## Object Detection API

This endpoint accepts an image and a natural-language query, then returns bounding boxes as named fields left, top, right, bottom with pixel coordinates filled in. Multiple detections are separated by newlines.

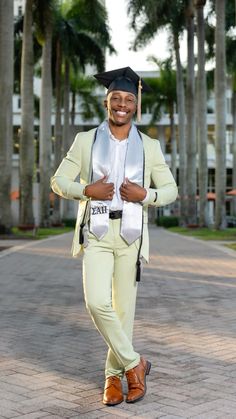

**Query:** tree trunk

left=214, top=0, right=226, bottom=229
left=51, top=40, right=62, bottom=225
left=170, top=107, right=177, bottom=180
left=0, top=0, right=14, bottom=233
left=62, top=59, right=75, bottom=219
left=158, top=125, right=166, bottom=154
left=71, top=90, right=76, bottom=128
left=19, top=0, right=35, bottom=227
left=62, top=59, right=70, bottom=157
left=232, top=88, right=236, bottom=215
left=174, top=32, right=186, bottom=226
left=195, top=0, right=208, bottom=226
left=186, top=0, right=197, bottom=225
left=39, top=25, right=53, bottom=226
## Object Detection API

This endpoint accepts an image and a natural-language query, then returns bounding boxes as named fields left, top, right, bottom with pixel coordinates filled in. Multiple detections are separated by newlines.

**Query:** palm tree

left=214, top=0, right=226, bottom=229
left=231, top=62, right=236, bottom=216
left=19, top=0, right=35, bottom=227
left=51, top=36, right=62, bottom=225
left=232, top=83, right=236, bottom=215
left=173, top=23, right=187, bottom=226
left=185, top=0, right=197, bottom=226
left=194, top=0, right=208, bottom=227
left=51, top=0, right=114, bottom=222
left=70, top=74, right=105, bottom=128
left=127, top=0, right=187, bottom=224
left=145, top=57, right=177, bottom=179
left=225, top=15, right=236, bottom=216
left=34, top=0, right=55, bottom=227
left=0, top=0, right=14, bottom=233
left=61, top=58, right=72, bottom=219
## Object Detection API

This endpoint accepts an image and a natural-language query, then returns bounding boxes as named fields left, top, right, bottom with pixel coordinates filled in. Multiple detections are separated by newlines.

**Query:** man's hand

left=120, top=179, right=146, bottom=202
left=84, top=176, right=114, bottom=200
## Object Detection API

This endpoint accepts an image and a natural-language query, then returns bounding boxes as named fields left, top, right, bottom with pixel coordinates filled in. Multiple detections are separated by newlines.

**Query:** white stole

left=90, top=120, right=144, bottom=245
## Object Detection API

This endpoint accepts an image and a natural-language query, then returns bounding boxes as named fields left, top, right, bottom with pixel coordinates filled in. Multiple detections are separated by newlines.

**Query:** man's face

left=104, top=90, right=137, bottom=127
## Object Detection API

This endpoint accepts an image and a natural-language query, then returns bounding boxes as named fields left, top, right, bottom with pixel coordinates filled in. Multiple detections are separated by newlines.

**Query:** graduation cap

left=94, top=66, right=151, bottom=122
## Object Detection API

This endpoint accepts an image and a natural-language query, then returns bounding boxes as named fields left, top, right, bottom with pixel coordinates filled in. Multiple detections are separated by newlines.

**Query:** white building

left=14, top=0, right=25, bottom=18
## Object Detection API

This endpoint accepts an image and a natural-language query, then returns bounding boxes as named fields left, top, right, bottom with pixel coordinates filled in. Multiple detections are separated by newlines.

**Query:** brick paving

left=0, top=227, right=236, bottom=419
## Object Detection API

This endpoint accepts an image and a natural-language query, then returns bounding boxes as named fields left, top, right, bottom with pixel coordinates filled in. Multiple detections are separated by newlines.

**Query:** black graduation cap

left=94, top=67, right=152, bottom=122
left=94, top=66, right=151, bottom=96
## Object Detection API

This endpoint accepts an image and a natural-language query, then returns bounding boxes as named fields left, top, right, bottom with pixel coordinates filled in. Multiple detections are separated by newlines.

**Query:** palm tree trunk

left=158, top=125, right=166, bottom=154
left=195, top=0, right=208, bottom=226
left=170, top=107, right=177, bottom=180
left=214, top=0, right=226, bottom=229
left=62, top=59, right=70, bottom=156
left=71, top=90, right=76, bottom=128
left=39, top=25, right=53, bottom=226
left=19, top=0, right=35, bottom=227
left=62, top=59, right=75, bottom=219
left=232, top=88, right=236, bottom=216
left=186, top=0, right=197, bottom=225
left=52, top=40, right=62, bottom=225
left=0, top=0, right=14, bottom=233
left=174, top=32, right=186, bottom=226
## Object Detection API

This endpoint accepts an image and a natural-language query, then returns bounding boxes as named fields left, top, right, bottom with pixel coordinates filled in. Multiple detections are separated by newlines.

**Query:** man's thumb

left=101, top=175, right=108, bottom=183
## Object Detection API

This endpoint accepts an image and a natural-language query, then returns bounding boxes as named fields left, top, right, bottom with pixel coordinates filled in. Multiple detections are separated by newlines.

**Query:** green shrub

left=156, top=216, right=179, bottom=228
left=62, top=218, right=76, bottom=227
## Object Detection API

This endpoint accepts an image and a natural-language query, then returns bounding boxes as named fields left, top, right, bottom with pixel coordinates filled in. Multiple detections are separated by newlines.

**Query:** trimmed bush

left=62, top=218, right=76, bottom=227
left=156, top=216, right=179, bottom=228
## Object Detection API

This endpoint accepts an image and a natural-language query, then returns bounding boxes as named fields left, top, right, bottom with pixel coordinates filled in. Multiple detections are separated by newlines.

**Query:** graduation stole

left=89, top=120, right=144, bottom=245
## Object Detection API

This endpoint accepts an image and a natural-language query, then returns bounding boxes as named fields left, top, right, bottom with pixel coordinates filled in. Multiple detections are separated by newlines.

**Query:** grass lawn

left=12, top=226, right=74, bottom=239
left=226, top=243, right=236, bottom=251
left=168, top=226, right=236, bottom=242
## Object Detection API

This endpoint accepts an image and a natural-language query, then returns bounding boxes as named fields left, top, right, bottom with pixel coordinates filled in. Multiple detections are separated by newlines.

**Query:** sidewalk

left=0, top=227, right=236, bottom=419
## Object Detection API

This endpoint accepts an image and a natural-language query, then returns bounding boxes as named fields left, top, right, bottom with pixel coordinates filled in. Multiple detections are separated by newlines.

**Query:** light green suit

left=51, top=127, right=178, bottom=378
left=51, top=128, right=178, bottom=262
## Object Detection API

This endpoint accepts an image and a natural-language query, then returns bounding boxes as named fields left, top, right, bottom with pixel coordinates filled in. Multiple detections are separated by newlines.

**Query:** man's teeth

left=116, top=111, right=127, bottom=116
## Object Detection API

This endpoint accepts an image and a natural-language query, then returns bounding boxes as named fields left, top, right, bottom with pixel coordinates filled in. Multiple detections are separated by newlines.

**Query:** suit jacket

left=51, top=127, right=178, bottom=262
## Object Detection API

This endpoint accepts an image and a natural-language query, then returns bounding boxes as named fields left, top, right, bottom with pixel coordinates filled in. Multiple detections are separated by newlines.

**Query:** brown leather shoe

left=103, top=376, right=123, bottom=406
left=125, top=356, right=151, bottom=403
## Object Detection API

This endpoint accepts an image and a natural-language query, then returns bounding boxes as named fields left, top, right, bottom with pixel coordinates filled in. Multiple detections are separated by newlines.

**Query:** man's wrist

left=83, top=185, right=89, bottom=197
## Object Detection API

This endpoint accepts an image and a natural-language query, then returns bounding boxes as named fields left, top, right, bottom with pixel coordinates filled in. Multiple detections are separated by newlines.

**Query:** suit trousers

left=83, top=218, right=140, bottom=378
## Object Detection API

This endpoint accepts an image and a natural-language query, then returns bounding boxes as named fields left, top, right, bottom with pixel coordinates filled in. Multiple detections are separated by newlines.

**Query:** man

left=51, top=67, right=178, bottom=406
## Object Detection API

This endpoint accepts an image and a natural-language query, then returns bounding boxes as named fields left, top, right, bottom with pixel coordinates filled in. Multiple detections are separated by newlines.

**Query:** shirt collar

left=109, top=129, right=128, bottom=144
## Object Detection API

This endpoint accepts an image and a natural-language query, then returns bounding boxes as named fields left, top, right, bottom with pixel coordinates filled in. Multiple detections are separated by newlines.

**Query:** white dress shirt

left=107, top=130, right=149, bottom=211
left=108, top=131, right=128, bottom=210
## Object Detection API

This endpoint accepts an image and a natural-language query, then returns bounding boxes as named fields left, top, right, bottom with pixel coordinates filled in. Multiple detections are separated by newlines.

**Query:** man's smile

left=115, top=110, right=128, bottom=116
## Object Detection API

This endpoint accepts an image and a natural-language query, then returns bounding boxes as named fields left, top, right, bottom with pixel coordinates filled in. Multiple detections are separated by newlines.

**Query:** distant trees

left=1, top=0, right=235, bottom=231
left=12, top=0, right=114, bottom=228
left=128, top=0, right=188, bottom=224
left=128, top=0, right=235, bottom=229
left=144, top=57, right=177, bottom=179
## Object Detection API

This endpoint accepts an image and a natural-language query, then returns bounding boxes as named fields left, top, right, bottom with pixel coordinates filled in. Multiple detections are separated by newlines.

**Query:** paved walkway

left=0, top=227, right=236, bottom=419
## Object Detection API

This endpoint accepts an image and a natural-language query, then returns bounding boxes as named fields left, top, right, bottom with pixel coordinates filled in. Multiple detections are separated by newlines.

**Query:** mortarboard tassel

left=137, top=78, right=142, bottom=123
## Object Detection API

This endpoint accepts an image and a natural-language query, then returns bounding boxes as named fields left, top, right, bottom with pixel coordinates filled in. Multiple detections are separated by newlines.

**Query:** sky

left=105, top=0, right=187, bottom=72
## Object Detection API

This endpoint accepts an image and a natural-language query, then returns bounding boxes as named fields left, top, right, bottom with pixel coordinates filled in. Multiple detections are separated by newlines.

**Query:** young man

left=51, top=67, right=178, bottom=406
